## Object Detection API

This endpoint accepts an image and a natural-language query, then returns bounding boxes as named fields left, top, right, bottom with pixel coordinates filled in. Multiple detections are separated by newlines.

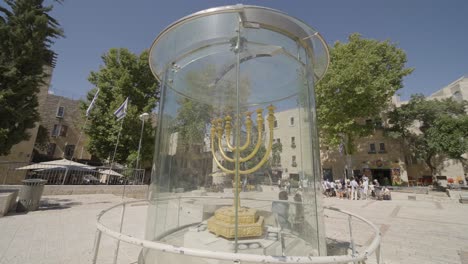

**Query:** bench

left=0, top=190, right=19, bottom=217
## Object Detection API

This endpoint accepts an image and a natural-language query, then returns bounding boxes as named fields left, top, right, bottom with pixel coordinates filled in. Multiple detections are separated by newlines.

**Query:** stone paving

left=0, top=191, right=467, bottom=264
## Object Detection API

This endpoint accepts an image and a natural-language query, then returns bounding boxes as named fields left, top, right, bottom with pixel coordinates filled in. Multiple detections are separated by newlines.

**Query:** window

left=275, top=138, right=281, bottom=144
left=60, top=125, right=68, bottom=137
left=374, top=119, right=383, bottom=129
left=64, top=145, right=75, bottom=159
left=274, top=120, right=278, bottom=128
left=56, top=106, right=65, bottom=118
left=47, top=143, right=56, bottom=156
left=52, top=124, right=60, bottom=137
left=290, top=117, right=295, bottom=126
left=291, top=137, right=296, bottom=148
left=291, top=155, right=297, bottom=167
left=369, top=143, right=376, bottom=153
left=379, top=143, right=386, bottom=153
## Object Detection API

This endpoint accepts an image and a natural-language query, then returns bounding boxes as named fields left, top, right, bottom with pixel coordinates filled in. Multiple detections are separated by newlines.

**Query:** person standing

left=293, top=191, right=304, bottom=231
left=350, top=178, right=359, bottom=200
left=362, top=178, right=369, bottom=200
left=330, top=180, right=336, bottom=197
left=272, top=190, right=290, bottom=229
left=373, top=179, right=381, bottom=199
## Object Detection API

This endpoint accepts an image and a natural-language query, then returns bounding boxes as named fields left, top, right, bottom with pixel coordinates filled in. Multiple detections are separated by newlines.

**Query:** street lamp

left=136, top=113, right=149, bottom=183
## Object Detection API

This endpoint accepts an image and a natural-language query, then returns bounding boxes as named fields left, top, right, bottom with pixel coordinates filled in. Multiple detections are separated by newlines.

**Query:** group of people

left=322, top=177, right=392, bottom=200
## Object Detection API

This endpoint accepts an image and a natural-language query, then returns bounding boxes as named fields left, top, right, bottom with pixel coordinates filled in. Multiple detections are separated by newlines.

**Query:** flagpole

left=108, top=117, right=124, bottom=185
left=62, top=116, right=89, bottom=185
left=111, top=97, right=130, bottom=264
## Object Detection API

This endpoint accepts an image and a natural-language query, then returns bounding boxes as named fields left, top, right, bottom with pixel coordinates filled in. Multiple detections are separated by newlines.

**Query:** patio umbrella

left=98, top=169, right=123, bottom=177
left=98, top=169, right=124, bottom=184
left=16, top=159, right=95, bottom=170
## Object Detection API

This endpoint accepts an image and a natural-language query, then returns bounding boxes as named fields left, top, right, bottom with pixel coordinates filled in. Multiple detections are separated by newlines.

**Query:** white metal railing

left=0, top=161, right=146, bottom=185
left=93, top=197, right=381, bottom=264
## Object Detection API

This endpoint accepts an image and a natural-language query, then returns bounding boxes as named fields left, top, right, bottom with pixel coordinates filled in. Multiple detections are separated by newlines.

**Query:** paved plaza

left=0, top=190, right=467, bottom=264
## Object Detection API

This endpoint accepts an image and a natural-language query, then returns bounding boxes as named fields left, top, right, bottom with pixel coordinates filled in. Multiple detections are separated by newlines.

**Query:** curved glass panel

left=144, top=5, right=329, bottom=264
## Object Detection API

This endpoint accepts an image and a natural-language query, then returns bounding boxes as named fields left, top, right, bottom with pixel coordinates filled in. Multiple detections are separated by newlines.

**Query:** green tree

left=83, top=48, right=159, bottom=165
left=316, top=33, right=413, bottom=152
left=315, top=33, right=413, bottom=178
left=0, top=0, right=63, bottom=155
left=387, top=94, right=468, bottom=176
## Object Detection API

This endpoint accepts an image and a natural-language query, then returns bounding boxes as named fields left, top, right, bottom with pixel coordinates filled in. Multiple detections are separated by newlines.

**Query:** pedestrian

left=272, top=190, right=290, bottom=229
left=382, top=186, right=392, bottom=200
left=346, top=180, right=351, bottom=199
left=350, top=177, right=359, bottom=200
left=330, top=180, right=336, bottom=197
left=286, top=181, right=291, bottom=195
left=325, top=179, right=332, bottom=197
left=336, top=180, right=343, bottom=199
left=293, top=191, right=304, bottom=231
left=362, top=178, right=369, bottom=200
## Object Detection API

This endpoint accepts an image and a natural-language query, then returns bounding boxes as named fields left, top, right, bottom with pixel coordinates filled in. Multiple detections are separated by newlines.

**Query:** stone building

left=267, top=108, right=302, bottom=181
left=0, top=66, right=53, bottom=184
left=399, top=75, right=468, bottom=183
left=272, top=75, right=468, bottom=186
left=269, top=107, right=407, bottom=185
left=35, top=94, right=91, bottom=161
left=320, top=126, right=407, bottom=186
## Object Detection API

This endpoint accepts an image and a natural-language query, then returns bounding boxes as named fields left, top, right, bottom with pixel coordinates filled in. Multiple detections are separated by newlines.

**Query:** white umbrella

left=99, top=169, right=123, bottom=177
left=16, top=159, right=95, bottom=170
left=99, top=169, right=123, bottom=184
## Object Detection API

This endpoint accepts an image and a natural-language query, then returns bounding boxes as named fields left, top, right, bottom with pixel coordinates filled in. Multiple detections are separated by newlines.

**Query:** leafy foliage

left=316, top=33, right=413, bottom=153
left=174, top=98, right=212, bottom=149
left=387, top=94, right=468, bottom=175
left=0, top=0, right=63, bottom=155
left=83, top=48, right=159, bottom=165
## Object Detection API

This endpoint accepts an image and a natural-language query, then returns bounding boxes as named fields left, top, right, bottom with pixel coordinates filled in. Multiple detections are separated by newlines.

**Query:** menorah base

left=207, top=206, right=264, bottom=239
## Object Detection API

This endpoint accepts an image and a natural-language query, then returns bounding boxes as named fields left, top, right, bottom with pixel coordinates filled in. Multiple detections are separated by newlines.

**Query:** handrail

left=94, top=197, right=381, bottom=264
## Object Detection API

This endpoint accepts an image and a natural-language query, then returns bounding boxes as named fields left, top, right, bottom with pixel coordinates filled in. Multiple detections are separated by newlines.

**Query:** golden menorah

left=210, top=104, right=276, bottom=175
left=207, top=105, right=276, bottom=239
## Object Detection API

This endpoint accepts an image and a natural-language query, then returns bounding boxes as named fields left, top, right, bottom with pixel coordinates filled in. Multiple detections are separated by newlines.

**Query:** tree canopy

left=83, top=48, right=159, bottom=165
left=0, top=0, right=63, bottom=155
left=387, top=94, right=468, bottom=175
left=316, top=33, right=413, bottom=153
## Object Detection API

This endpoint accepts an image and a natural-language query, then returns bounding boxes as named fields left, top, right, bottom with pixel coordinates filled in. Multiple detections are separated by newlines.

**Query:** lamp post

left=136, top=113, right=149, bottom=183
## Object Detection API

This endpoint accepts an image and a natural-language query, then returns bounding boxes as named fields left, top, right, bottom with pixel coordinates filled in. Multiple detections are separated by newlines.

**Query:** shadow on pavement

left=37, top=198, right=83, bottom=211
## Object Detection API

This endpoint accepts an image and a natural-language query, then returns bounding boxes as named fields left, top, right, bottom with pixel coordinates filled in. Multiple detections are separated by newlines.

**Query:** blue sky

left=48, top=0, right=468, bottom=101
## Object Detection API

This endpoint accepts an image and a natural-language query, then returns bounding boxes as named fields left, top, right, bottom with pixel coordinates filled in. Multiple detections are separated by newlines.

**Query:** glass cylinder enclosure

left=143, top=5, right=329, bottom=264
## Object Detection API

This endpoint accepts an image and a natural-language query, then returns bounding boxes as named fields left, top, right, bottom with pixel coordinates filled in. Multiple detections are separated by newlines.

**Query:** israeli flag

left=85, top=89, right=99, bottom=117
left=114, top=97, right=128, bottom=121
